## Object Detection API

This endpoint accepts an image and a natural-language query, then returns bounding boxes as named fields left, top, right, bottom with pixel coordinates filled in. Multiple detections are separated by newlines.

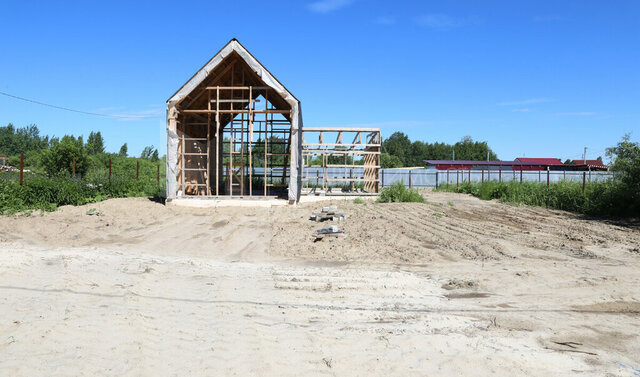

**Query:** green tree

left=380, top=153, right=403, bottom=168
left=140, top=145, right=156, bottom=159
left=40, top=135, right=87, bottom=176
left=453, top=136, right=498, bottom=161
left=85, top=131, right=105, bottom=155
left=382, top=132, right=412, bottom=166
left=119, top=143, right=128, bottom=157
left=151, top=149, right=159, bottom=162
left=0, top=123, right=48, bottom=156
left=607, top=134, right=640, bottom=188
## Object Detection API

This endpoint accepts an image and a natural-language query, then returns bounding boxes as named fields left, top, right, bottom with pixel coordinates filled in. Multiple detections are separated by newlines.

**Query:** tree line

left=381, top=132, right=498, bottom=168
left=0, top=123, right=161, bottom=176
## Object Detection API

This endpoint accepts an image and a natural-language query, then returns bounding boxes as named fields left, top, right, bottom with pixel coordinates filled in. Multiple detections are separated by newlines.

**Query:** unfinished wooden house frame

left=166, top=39, right=380, bottom=202
left=166, top=39, right=303, bottom=202
left=302, top=128, right=380, bottom=193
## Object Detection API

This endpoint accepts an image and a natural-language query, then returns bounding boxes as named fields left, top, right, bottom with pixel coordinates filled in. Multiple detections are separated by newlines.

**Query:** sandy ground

left=0, top=193, right=639, bottom=376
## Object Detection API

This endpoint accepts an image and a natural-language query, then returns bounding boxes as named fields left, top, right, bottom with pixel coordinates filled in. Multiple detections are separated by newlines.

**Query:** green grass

left=0, top=173, right=165, bottom=215
left=377, top=182, right=426, bottom=203
left=353, top=198, right=365, bottom=204
left=437, top=180, right=638, bottom=218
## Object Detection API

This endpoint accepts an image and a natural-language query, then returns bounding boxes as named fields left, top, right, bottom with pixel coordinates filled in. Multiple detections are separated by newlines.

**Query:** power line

left=0, top=90, right=161, bottom=119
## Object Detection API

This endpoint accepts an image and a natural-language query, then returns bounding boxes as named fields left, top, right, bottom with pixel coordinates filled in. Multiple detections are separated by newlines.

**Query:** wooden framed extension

left=166, top=39, right=303, bottom=201
left=302, top=127, right=381, bottom=194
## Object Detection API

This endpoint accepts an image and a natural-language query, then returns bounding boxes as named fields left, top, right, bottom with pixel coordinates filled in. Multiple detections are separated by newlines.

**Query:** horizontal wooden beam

left=302, top=143, right=381, bottom=147
left=183, top=109, right=290, bottom=114
left=205, top=86, right=271, bottom=90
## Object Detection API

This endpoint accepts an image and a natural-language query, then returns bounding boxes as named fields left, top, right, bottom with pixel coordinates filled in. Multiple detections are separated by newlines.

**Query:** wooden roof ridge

left=167, top=38, right=298, bottom=105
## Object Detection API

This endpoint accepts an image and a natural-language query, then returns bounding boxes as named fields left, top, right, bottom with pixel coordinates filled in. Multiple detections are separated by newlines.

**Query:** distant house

left=566, top=159, right=609, bottom=171
left=515, top=158, right=565, bottom=171
left=0, top=154, right=8, bottom=166
left=424, top=158, right=565, bottom=171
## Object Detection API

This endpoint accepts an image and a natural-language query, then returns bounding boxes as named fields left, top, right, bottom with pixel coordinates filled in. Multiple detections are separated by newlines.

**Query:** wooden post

left=582, top=172, right=586, bottom=193
left=456, top=170, right=459, bottom=188
left=409, top=170, right=412, bottom=188
left=520, top=168, right=523, bottom=184
left=381, top=169, right=384, bottom=188
left=546, top=168, right=550, bottom=187
left=482, top=169, right=484, bottom=183
left=468, top=169, right=471, bottom=183
left=499, top=167, right=502, bottom=183
left=109, top=158, right=112, bottom=181
left=447, top=170, right=449, bottom=185
left=136, top=160, right=139, bottom=180
left=435, top=171, right=439, bottom=189
left=19, top=153, right=24, bottom=186
left=72, top=157, right=76, bottom=177
left=157, top=165, right=160, bottom=184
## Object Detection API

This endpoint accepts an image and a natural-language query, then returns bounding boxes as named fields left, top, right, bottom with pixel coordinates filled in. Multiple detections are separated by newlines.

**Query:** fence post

left=409, top=170, right=412, bottom=188
left=136, top=160, right=139, bottom=180
left=520, top=168, right=523, bottom=184
left=435, top=171, right=439, bottom=189
left=19, top=153, right=24, bottom=186
left=468, top=169, right=471, bottom=183
left=447, top=170, right=449, bottom=185
left=109, top=158, right=112, bottom=181
left=157, top=164, right=160, bottom=184
left=72, top=157, right=76, bottom=177
left=482, top=169, right=484, bottom=183
left=582, top=172, right=586, bottom=193
left=547, top=168, right=550, bottom=187
left=381, top=169, right=384, bottom=188
left=499, top=167, right=502, bottom=183
left=456, top=170, right=459, bottom=188
left=538, top=170, right=541, bottom=183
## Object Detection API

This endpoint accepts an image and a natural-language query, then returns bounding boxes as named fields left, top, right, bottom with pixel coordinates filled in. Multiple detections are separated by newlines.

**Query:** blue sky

left=1, top=0, right=638, bottom=162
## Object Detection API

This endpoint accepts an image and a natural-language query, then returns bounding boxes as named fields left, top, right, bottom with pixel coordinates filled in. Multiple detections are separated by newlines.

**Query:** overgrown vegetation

left=0, top=123, right=165, bottom=214
left=436, top=135, right=640, bottom=217
left=377, top=182, right=426, bottom=203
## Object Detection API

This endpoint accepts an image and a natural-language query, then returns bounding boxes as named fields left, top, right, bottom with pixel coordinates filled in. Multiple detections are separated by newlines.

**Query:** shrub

left=377, top=182, right=425, bottom=203
left=437, top=179, right=638, bottom=218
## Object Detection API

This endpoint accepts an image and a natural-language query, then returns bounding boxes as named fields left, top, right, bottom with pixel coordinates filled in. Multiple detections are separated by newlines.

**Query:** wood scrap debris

left=310, top=206, right=346, bottom=222
left=314, top=225, right=345, bottom=241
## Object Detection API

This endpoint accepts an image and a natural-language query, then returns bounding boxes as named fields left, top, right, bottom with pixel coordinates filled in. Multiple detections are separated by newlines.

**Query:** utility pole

left=583, top=147, right=587, bottom=165
left=453, top=150, right=455, bottom=161
left=487, top=151, right=489, bottom=161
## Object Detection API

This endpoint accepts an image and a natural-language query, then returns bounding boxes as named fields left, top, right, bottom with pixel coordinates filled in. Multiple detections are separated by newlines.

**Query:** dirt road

left=0, top=193, right=638, bottom=376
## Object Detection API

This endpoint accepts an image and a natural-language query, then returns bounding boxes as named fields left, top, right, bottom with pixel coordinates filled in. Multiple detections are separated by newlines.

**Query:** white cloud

left=375, top=16, right=396, bottom=25
left=308, top=0, right=354, bottom=13
left=105, top=106, right=164, bottom=121
left=498, top=98, right=553, bottom=106
left=555, top=112, right=597, bottom=116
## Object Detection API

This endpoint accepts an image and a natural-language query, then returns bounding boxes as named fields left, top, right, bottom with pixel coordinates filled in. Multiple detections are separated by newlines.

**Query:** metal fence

left=380, top=168, right=613, bottom=189
left=299, top=167, right=613, bottom=190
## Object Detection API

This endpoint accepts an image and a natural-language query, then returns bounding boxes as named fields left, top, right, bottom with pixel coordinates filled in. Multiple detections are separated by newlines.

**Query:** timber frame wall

left=177, top=85, right=292, bottom=197
left=302, top=127, right=381, bottom=193
left=171, top=50, right=295, bottom=198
